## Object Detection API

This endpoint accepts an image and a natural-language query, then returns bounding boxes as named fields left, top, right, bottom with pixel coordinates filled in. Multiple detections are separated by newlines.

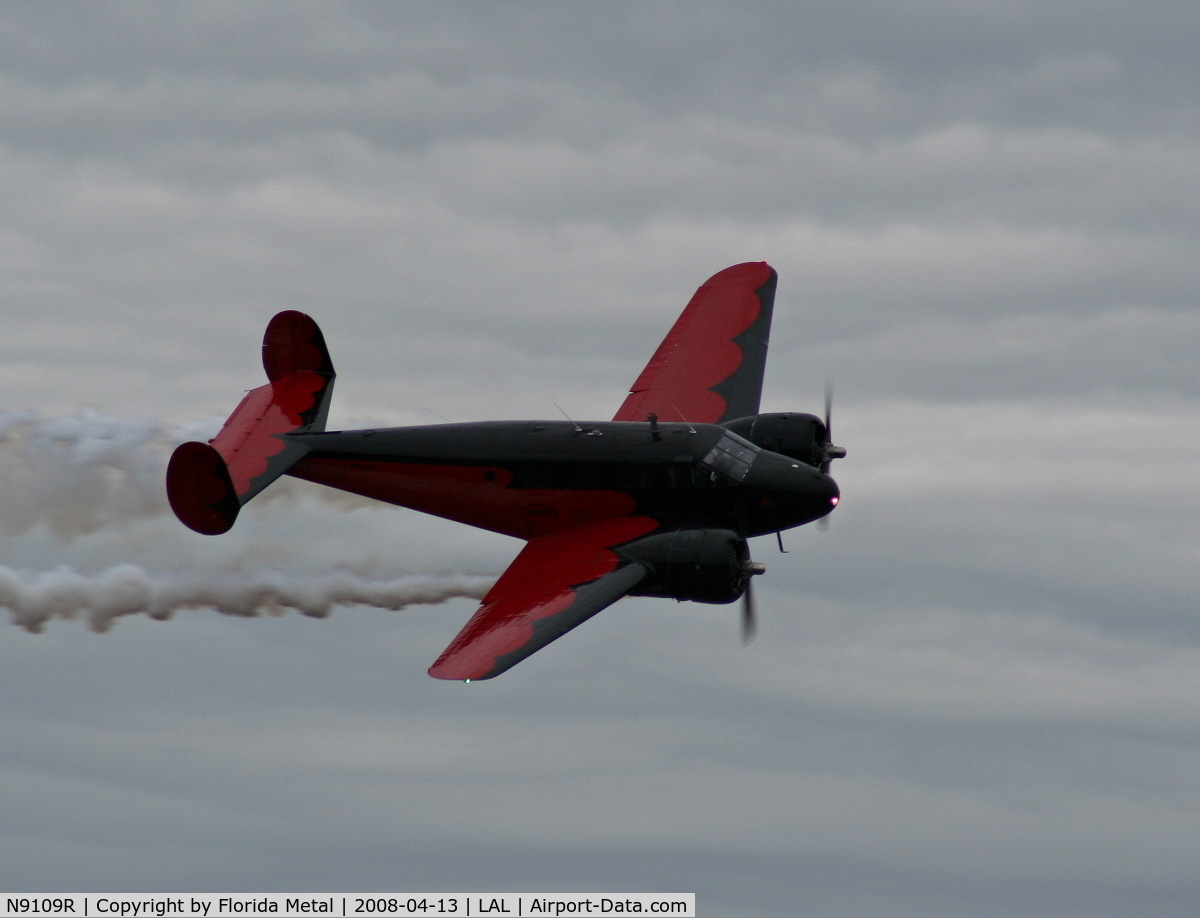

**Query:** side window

left=701, top=432, right=760, bottom=482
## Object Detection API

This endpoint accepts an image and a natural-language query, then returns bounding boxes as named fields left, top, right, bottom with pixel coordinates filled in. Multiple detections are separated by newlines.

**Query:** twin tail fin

left=166, top=311, right=335, bottom=535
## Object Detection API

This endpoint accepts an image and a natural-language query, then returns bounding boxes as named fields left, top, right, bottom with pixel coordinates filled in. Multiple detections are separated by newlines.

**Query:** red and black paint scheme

left=165, top=263, right=845, bottom=681
left=166, top=310, right=336, bottom=535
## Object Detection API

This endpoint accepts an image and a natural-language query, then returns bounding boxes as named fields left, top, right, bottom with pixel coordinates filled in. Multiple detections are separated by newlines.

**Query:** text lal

left=481, top=902, right=652, bottom=914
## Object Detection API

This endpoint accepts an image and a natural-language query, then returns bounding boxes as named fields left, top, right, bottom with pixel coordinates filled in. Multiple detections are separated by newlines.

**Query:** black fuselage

left=286, top=419, right=839, bottom=542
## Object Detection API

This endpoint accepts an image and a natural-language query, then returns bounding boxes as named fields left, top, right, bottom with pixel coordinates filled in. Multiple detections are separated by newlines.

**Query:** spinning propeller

left=740, top=384, right=845, bottom=641
left=819, top=382, right=847, bottom=473
left=741, top=578, right=757, bottom=643
left=818, top=383, right=846, bottom=531
left=740, top=557, right=765, bottom=644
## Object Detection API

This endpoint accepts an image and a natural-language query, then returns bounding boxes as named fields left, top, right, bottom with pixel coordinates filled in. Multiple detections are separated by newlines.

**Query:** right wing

left=613, top=262, right=777, bottom=425
left=428, top=516, right=659, bottom=681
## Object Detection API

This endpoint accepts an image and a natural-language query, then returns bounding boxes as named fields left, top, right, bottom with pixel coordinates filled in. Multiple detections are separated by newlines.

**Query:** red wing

left=613, top=262, right=777, bottom=425
left=428, top=516, right=659, bottom=681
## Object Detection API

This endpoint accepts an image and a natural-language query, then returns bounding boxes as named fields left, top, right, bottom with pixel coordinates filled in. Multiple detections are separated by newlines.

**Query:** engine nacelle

left=618, top=529, right=751, bottom=605
left=723, top=412, right=826, bottom=467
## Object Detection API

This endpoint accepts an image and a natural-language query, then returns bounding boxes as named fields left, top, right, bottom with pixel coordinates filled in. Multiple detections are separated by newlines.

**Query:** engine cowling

left=723, top=412, right=827, bottom=467
left=618, top=529, right=752, bottom=605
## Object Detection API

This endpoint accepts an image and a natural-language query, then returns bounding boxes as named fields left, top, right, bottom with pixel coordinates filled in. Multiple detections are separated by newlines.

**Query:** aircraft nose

left=745, top=452, right=838, bottom=499
left=787, top=463, right=839, bottom=520
left=809, top=466, right=840, bottom=512
left=823, top=475, right=841, bottom=511
left=742, top=454, right=840, bottom=528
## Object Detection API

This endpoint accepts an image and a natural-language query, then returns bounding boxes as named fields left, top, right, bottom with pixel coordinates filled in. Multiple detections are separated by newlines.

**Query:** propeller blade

left=741, top=578, right=757, bottom=644
left=824, top=380, right=834, bottom=442
left=819, top=380, right=846, bottom=472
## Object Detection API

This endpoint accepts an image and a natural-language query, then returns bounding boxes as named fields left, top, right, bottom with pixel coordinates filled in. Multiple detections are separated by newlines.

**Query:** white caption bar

left=1, top=896, right=695, bottom=918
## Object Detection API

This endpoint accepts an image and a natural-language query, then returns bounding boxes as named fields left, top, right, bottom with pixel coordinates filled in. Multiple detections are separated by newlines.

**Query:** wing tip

left=704, top=261, right=775, bottom=286
left=427, top=659, right=499, bottom=681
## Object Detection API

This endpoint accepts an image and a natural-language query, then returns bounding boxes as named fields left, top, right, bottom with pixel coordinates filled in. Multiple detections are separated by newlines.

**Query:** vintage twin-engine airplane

left=166, top=262, right=844, bottom=680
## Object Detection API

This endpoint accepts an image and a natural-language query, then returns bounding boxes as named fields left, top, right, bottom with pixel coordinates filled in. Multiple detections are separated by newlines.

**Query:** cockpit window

left=701, top=431, right=760, bottom=481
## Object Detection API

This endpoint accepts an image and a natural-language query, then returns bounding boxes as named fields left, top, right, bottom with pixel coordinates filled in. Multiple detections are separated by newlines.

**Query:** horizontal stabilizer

left=167, top=311, right=335, bottom=535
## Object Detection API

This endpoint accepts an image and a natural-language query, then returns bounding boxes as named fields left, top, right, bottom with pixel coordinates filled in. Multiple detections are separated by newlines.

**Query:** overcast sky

left=2, top=3, right=1200, bottom=916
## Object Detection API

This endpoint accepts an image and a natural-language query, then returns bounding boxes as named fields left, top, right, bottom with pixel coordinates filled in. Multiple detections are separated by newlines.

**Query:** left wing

left=613, top=262, right=777, bottom=425
left=428, top=516, right=659, bottom=681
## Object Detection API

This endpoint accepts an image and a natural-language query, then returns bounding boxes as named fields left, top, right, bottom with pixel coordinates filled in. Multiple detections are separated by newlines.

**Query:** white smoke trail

left=0, top=409, right=174, bottom=537
left=1, top=564, right=494, bottom=633
left=0, top=410, right=499, bottom=633
left=0, top=409, right=384, bottom=538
